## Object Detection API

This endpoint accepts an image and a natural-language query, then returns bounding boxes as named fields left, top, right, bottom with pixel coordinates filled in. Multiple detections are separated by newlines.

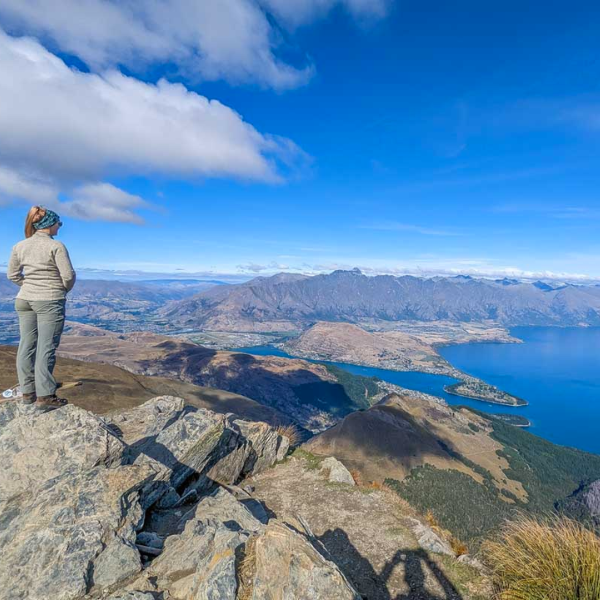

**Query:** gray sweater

left=7, top=232, right=76, bottom=301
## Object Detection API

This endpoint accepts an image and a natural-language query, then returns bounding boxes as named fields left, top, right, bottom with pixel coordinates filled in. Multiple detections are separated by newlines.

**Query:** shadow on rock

left=318, top=528, right=463, bottom=600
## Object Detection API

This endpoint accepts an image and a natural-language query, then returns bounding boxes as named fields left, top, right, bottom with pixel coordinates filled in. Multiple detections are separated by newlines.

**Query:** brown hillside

left=0, top=345, right=286, bottom=426
left=54, top=322, right=366, bottom=431
left=305, top=393, right=527, bottom=502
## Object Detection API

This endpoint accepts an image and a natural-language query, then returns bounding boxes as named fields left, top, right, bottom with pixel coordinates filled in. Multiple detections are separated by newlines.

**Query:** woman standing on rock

left=6, top=206, right=76, bottom=408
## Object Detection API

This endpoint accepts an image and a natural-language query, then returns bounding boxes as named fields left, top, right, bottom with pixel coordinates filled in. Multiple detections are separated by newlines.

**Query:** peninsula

left=282, top=321, right=526, bottom=406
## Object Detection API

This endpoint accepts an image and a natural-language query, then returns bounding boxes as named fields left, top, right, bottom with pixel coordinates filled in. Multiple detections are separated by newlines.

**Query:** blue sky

left=1, top=1, right=599, bottom=281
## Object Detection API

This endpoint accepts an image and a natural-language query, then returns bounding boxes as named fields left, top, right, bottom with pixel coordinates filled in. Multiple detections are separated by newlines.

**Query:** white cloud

left=0, top=30, right=300, bottom=182
left=0, top=30, right=309, bottom=222
left=0, top=1, right=389, bottom=222
left=0, top=165, right=58, bottom=204
left=237, top=261, right=291, bottom=273
left=0, top=165, right=151, bottom=224
left=59, top=183, right=150, bottom=224
left=0, top=0, right=390, bottom=91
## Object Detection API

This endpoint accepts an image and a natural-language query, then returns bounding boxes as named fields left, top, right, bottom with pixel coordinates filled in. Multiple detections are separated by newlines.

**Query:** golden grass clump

left=275, top=424, right=301, bottom=448
left=426, top=509, right=440, bottom=529
left=425, top=510, right=468, bottom=556
left=449, top=537, right=469, bottom=557
left=484, top=515, right=600, bottom=600
left=349, top=469, right=364, bottom=486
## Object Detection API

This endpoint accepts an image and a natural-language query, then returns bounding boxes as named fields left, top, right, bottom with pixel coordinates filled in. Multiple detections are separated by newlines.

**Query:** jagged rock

left=0, top=403, right=124, bottom=502
left=107, top=395, right=187, bottom=445
left=143, top=488, right=263, bottom=599
left=0, top=396, right=314, bottom=600
left=407, top=517, right=454, bottom=556
left=244, top=520, right=361, bottom=599
left=155, top=486, right=181, bottom=508
left=0, top=464, right=155, bottom=600
left=320, top=456, right=356, bottom=485
left=125, top=398, right=288, bottom=505
left=224, top=484, right=270, bottom=525
left=0, top=398, right=33, bottom=426
left=235, top=419, right=290, bottom=475
left=130, top=406, right=236, bottom=500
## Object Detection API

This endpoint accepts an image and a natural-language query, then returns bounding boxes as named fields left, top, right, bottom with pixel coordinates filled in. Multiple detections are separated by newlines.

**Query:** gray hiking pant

left=15, top=299, right=66, bottom=397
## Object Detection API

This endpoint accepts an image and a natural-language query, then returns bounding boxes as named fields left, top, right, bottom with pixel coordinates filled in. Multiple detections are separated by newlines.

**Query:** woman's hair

left=25, top=206, right=46, bottom=239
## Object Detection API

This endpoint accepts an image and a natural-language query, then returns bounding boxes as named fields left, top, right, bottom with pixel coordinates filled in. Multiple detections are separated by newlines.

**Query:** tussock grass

left=275, top=423, right=301, bottom=448
left=484, top=515, right=600, bottom=600
left=349, top=469, right=364, bottom=486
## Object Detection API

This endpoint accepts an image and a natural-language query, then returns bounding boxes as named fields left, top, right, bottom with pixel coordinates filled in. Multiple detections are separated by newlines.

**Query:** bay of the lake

left=233, top=326, right=600, bottom=455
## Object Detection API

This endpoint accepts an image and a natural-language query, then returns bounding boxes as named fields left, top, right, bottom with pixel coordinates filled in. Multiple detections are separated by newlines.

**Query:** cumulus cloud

left=0, top=0, right=390, bottom=90
left=59, top=183, right=150, bottom=224
left=0, top=31, right=300, bottom=182
left=0, top=165, right=151, bottom=224
left=0, top=1, right=389, bottom=222
left=0, top=30, right=309, bottom=221
left=0, top=165, right=58, bottom=205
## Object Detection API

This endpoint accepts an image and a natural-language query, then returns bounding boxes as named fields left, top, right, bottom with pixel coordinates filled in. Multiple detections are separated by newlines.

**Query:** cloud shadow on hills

left=139, top=346, right=365, bottom=421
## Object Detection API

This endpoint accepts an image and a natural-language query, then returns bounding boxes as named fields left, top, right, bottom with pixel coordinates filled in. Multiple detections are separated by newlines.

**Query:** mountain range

left=161, top=270, right=600, bottom=330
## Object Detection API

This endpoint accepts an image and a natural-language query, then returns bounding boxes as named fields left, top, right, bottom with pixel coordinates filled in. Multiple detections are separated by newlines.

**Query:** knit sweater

left=7, top=232, right=76, bottom=301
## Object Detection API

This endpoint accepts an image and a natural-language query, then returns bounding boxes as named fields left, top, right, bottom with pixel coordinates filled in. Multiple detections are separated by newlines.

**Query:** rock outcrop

left=243, top=520, right=361, bottom=600
left=0, top=396, right=358, bottom=600
left=0, top=402, right=124, bottom=502
left=320, top=456, right=356, bottom=485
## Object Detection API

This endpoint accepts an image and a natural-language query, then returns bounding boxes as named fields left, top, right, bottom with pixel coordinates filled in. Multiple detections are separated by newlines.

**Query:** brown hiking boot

left=36, top=395, right=68, bottom=409
left=21, top=393, right=37, bottom=405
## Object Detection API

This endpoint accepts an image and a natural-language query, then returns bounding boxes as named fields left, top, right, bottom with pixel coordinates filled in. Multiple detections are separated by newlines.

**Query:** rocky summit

left=0, top=396, right=361, bottom=600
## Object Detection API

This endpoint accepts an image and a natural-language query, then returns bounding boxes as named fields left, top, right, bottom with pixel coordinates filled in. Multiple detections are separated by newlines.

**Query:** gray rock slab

left=0, top=404, right=124, bottom=502
left=234, top=419, right=290, bottom=475
left=125, top=398, right=288, bottom=505
left=320, top=456, right=356, bottom=485
left=247, top=520, right=361, bottom=599
left=141, top=487, right=263, bottom=599
left=107, top=395, right=187, bottom=445
left=0, top=464, right=155, bottom=600
left=407, top=517, right=454, bottom=556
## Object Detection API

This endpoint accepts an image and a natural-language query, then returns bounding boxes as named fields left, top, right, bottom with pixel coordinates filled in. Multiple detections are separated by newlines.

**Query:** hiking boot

left=20, top=392, right=37, bottom=405
left=36, top=395, right=68, bottom=409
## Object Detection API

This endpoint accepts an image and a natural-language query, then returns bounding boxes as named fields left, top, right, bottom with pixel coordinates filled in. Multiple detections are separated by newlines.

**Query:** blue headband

left=34, top=209, right=62, bottom=230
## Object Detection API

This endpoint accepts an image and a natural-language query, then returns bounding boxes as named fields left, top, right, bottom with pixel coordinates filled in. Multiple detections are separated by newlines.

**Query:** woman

left=7, top=206, right=76, bottom=408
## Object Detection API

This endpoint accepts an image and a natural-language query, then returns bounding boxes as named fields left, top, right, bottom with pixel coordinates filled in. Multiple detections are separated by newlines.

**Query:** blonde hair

left=25, top=206, right=46, bottom=239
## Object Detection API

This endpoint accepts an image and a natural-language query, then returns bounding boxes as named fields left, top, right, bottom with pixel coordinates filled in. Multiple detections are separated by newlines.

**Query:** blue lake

left=233, top=326, right=600, bottom=455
